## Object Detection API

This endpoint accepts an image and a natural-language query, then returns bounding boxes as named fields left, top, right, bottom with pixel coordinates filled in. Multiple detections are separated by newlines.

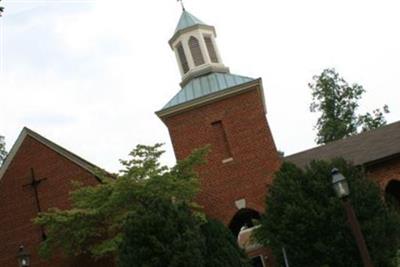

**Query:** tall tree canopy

left=256, top=159, right=400, bottom=267
left=309, top=68, right=389, bottom=144
left=0, top=135, right=7, bottom=166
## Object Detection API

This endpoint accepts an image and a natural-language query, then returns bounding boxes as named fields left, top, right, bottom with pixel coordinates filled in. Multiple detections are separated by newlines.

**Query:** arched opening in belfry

left=229, top=208, right=261, bottom=237
left=176, top=42, right=189, bottom=74
left=385, top=180, right=400, bottom=209
left=189, top=36, right=205, bottom=66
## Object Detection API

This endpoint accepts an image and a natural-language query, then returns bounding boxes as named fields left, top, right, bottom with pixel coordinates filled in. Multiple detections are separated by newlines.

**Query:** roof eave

left=0, top=127, right=107, bottom=182
left=0, top=129, right=28, bottom=180
left=363, top=152, right=400, bottom=168
left=284, top=121, right=400, bottom=170
left=169, top=24, right=216, bottom=49
left=180, top=65, right=230, bottom=88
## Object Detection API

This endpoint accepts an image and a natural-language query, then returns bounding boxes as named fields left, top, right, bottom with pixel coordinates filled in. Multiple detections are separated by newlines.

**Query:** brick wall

left=161, top=84, right=281, bottom=225
left=366, top=157, right=400, bottom=190
left=0, top=136, right=105, bottom=267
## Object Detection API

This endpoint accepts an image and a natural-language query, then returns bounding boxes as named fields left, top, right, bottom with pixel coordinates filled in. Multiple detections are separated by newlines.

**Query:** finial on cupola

left=169, top=8, right=230, bottom=87
left=177, top=0, right=185, bottom=11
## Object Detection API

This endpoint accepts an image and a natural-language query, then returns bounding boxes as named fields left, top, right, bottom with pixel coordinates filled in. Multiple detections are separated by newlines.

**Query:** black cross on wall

left=23, top=168, right=47, bottom=241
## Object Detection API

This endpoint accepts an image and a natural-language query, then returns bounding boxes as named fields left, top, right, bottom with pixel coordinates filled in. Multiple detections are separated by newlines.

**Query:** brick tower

left=156, top=10, right=281, bottom=240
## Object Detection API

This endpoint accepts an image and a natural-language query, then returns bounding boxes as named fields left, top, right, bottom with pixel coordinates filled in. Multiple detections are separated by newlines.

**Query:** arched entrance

left=229, top=208, right=261, bottom=237
left=385, top=180, right=400, bottom=209
left=230, top=209, right=267, bottom=266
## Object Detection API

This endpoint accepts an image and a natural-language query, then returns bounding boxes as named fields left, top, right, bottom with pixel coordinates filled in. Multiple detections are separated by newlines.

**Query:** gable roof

left=162, top=72, right=255, bottom=110
left=285, top=121, right=400, bottom=168
left=175, top=10, right=207, bottom=33
left=0, top=127, right=104, bottom=181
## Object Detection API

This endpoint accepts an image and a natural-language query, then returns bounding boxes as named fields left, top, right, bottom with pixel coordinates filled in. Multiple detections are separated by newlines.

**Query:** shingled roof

left=285, top=120, right=400, bottom=169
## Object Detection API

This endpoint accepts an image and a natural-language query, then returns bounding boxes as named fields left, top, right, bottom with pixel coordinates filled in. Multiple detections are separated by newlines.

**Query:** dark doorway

left=385, top=180, right=400, bottom=209
left=229, top=208, right=261, bottom=237
left=250, top=256, right=264, bottom=267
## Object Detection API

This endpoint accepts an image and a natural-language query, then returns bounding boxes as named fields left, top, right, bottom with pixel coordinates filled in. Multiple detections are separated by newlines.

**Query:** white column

left=173, top=48, right=185, bottom=77
left=182, top=36, right=195, bottom=70
left=211, top=35, right=223, bottom=64
left=197, top=32, right=211, bottom=65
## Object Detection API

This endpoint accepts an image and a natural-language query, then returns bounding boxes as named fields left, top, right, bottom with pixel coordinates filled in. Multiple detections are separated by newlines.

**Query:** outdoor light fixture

left=331, top=168, right=374, bottom=267
left=16, top=245, right=30, bottom=267
left=331, top=168, right=350, bottom=198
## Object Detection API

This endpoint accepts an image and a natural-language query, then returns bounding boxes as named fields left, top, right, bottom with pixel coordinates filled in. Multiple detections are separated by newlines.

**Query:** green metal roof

left=163, top=73, right=255, bottom=110
left=175, top=10, right=208, bottom=33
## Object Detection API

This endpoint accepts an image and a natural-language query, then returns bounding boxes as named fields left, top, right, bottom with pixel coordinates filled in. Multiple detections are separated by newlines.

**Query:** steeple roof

left=162, top=73, right=255, bottom=110
left=175, top=10, right=208, bottom=33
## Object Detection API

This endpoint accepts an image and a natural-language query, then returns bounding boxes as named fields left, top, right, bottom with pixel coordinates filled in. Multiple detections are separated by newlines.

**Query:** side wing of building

left=285, top=121, right=400, bottom=193
left=0, top=128, right=109, bottom=267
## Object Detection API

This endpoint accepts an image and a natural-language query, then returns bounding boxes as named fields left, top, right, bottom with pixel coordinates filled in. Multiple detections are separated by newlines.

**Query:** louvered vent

left=189, top=36, right=205, bottom=66
left=204, top=36, right=219, bottom=63
left=177, top=43, right=189, bottom=74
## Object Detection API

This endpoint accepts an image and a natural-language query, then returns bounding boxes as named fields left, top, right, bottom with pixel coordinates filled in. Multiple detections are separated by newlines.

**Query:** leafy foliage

left=309, top=68, right=389, bottom=144
left=118, top=198, right=206, bottom=267
left=0, top=135, right=7, bottom=166
left=358, top=105, right=390, bottom=132
left=256, top=159, right=400, bottom=267
left=201, top=219, right=250, bottom=267
left=118, top=204, right=250, bottom=267
left=35, top=144, right=208, bottom=260
left=35, top=143, right=249, bottom=266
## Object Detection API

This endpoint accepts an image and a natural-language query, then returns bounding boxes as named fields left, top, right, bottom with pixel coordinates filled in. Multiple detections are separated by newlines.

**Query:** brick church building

left=1, top=9, right=400, bottom=267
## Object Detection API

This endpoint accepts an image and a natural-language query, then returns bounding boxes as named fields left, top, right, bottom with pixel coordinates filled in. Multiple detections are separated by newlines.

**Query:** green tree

left=35, top=144, right=249, bottom=266
left=201, top=219, right=250, bottom=267
left=256, top=159, right=400, bottom=267
left=118, top=198, right=205, bottom=267
left=358, top=105, right=390, bottom=132
left=35, top=144, right=208, bottom=260
left=310, top=68, right=389, bottom=144
left=0, top=135, right=7, bottom=166
left=118, top=204, right=250, bottom=267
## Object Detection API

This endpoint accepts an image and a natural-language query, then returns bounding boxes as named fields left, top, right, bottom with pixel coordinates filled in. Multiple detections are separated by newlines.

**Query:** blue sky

left=1, top=0, right=400, bottom=172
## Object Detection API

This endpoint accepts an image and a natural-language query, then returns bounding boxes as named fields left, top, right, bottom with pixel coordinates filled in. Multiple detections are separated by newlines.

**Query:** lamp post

left=16, top=245, right=30, bottom=267
left=331, top=168, right=374, bottom=267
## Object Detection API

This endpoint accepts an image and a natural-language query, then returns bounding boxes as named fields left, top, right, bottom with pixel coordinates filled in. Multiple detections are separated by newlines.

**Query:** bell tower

left=156, top=9, right=281, bottom=234
left=169, top=10, right=229, bottom=87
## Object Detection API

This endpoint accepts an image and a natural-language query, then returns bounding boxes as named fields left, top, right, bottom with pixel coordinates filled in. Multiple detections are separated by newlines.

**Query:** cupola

left=169, top=10, right=230, bottom=87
